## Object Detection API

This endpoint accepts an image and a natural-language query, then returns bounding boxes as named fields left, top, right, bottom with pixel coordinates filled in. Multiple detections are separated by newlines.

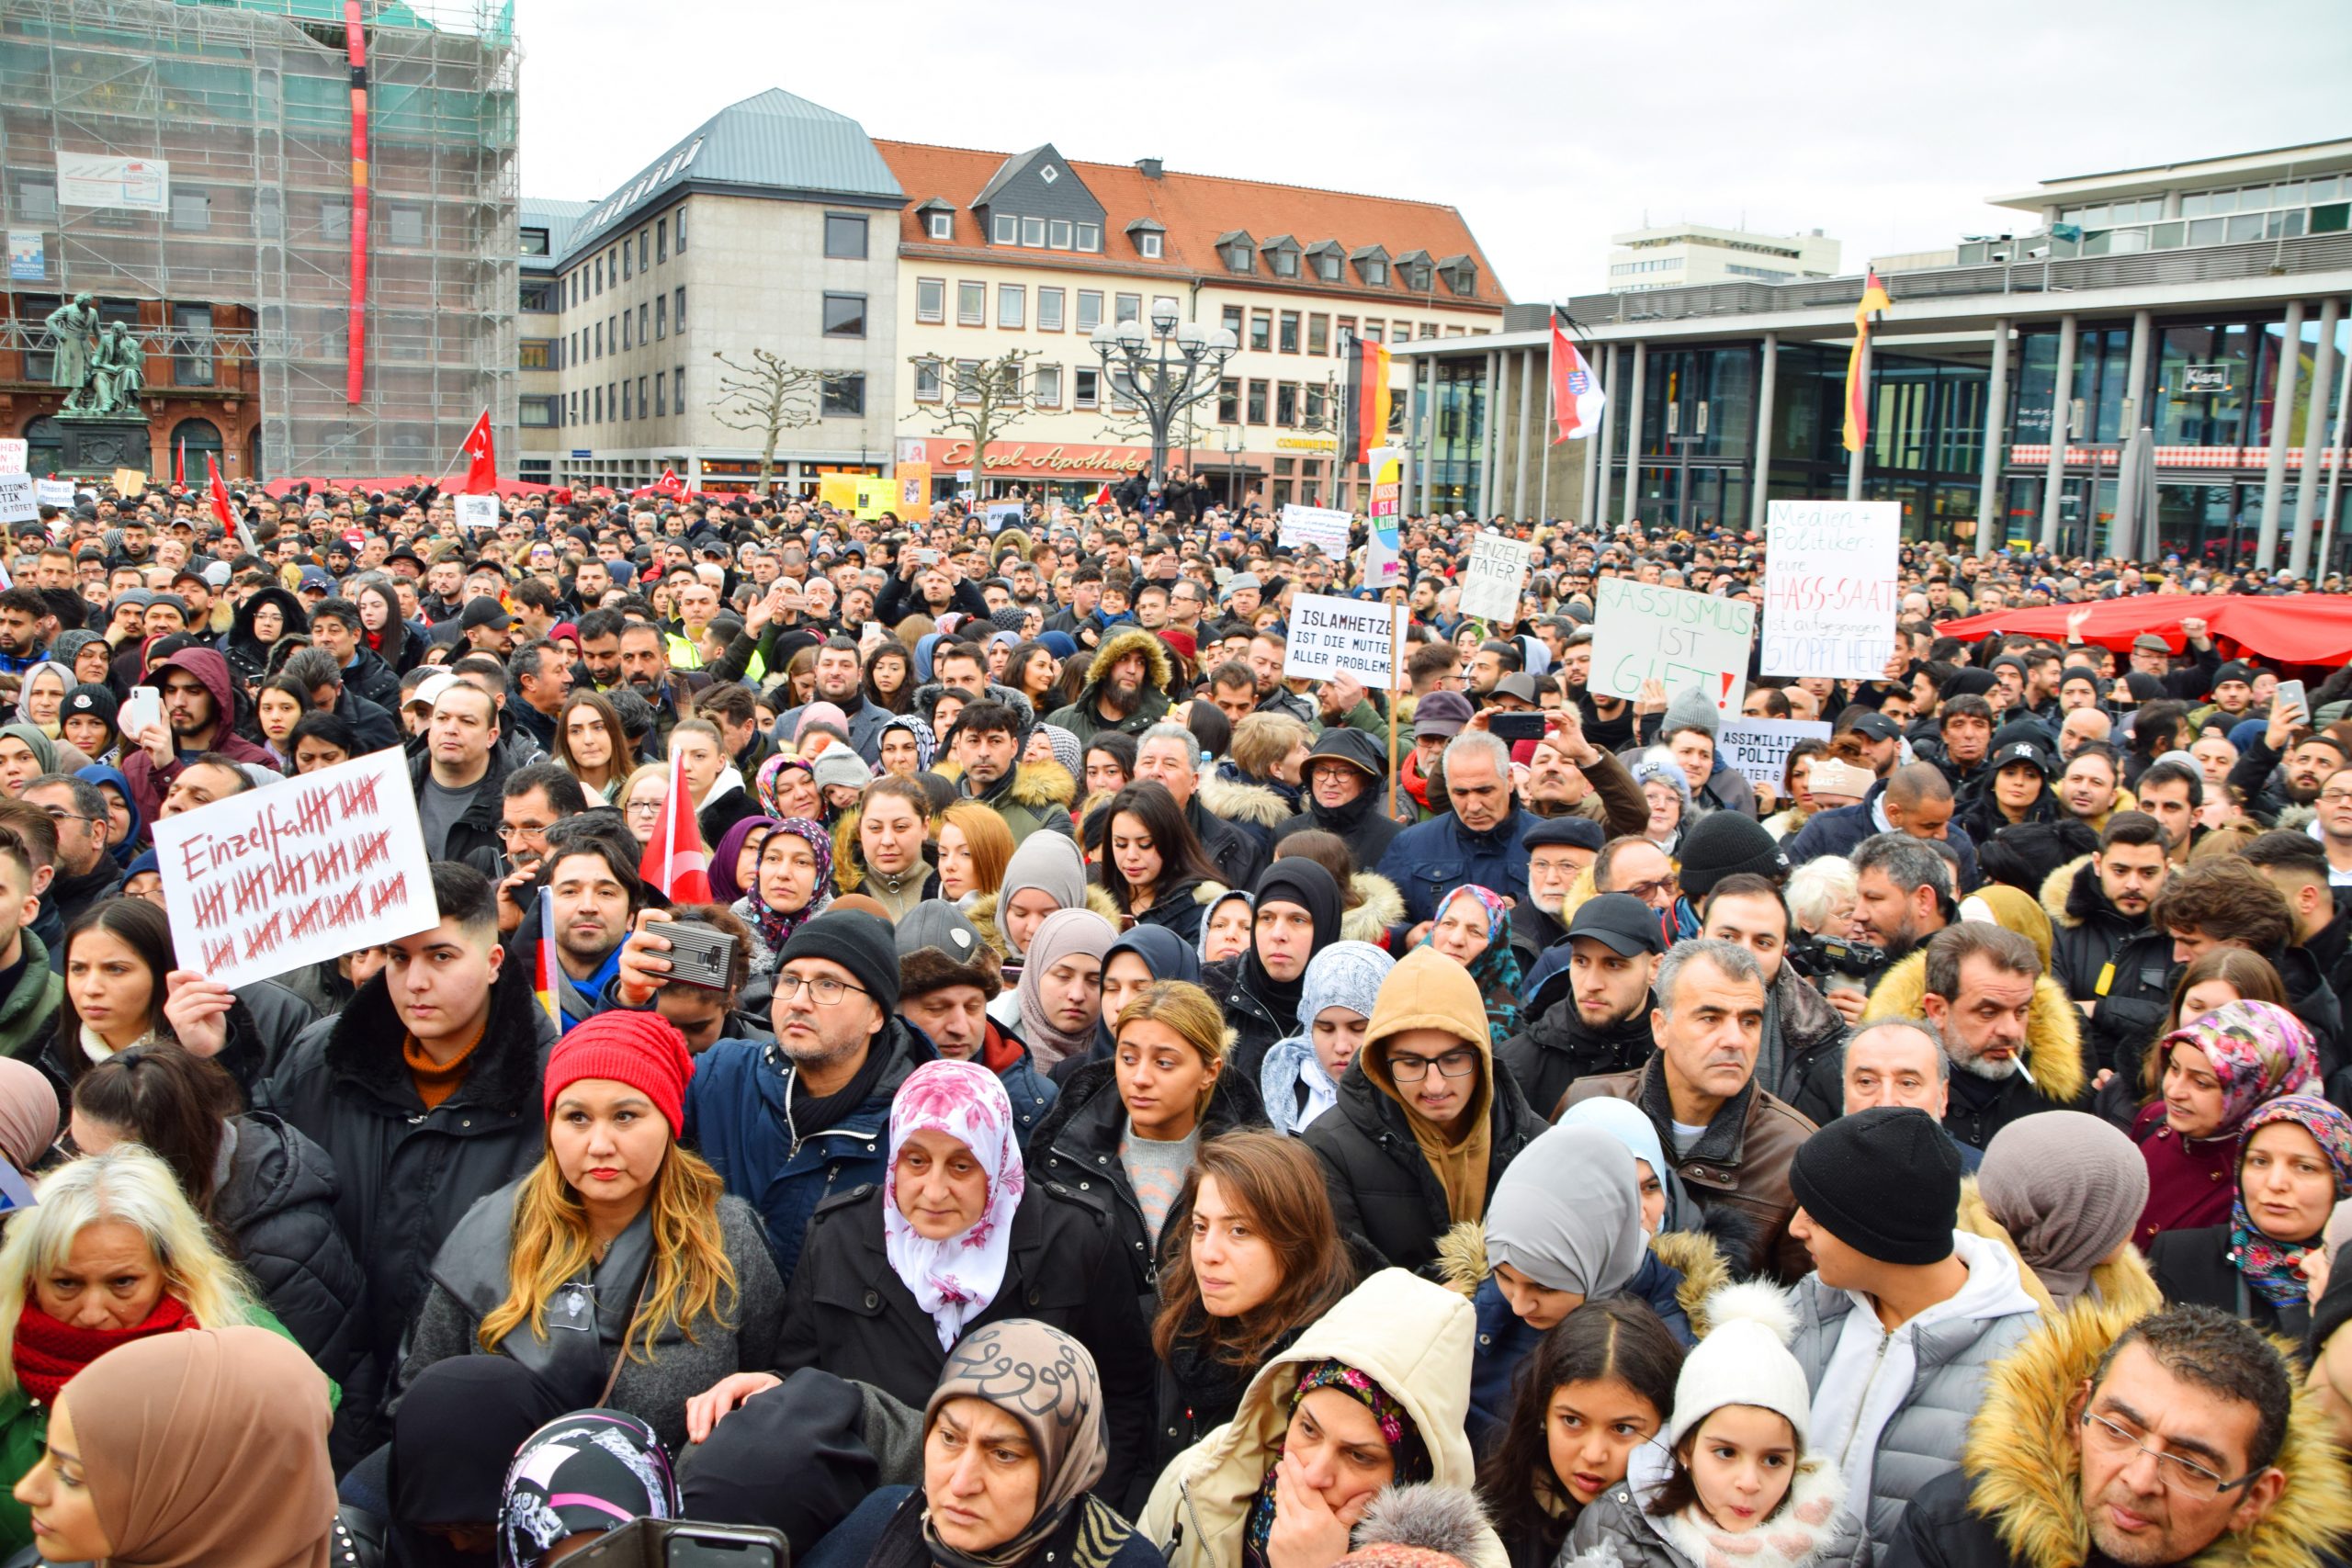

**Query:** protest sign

left=895, top=462, right=930, bottom=512
left=34, top=480, right=74, bottom=510
left=1364, top=447, right=1405, bottom=587
left=1761, top=500, right=1901, bottom=679
left=1716, top=718, right=1833, bottom=790
left=1460, top=532, right=1535, bottom=622
left=1278, top=503, right=1351, bottom=555
left=112, top=468, right=146, bottom=495
left=854, top=476, right=895, bottom=520
left=984, top=502, right=1023, bottom=533
left=1591, top=579, right=1755, bottom=714
left=454, top=494, right=499, bottom=530
left=152, top=750, right=437, bottom=991
left=0, top=475, right=32, bottom=525
left=1283, top=592, right=1405, bottom=687
left=0, top=440, right=23, bottom=474
left=818, top=473, right=860, bottom=511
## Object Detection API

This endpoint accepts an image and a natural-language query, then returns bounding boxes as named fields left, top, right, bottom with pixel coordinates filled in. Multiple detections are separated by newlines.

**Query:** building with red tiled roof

left=875, top=139, right=1509, bottom=509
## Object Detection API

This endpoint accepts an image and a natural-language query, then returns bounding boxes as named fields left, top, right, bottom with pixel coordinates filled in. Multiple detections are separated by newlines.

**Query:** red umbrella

left=1938, top=594, right=2352, bottom=671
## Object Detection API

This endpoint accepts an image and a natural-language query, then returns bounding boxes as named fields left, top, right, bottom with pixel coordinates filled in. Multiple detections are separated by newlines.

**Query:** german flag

left=1338, top=336, right=1392, bottom=466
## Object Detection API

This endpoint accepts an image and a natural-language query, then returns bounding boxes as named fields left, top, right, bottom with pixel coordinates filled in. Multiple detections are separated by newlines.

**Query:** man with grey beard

left=1915, top=922, right=2087, bottom=1149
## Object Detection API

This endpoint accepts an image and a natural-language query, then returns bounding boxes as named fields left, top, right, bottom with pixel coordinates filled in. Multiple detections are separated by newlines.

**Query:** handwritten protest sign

left=1762, top=500, right=1901, bottom=679
left=1592, top=579, right=1754, bottom=714
left=152, top=750, right=437, bottom=990
left=1283, top=592, right=1405, bottom=687
left=0, top=440, right=24, bottom=474
left=454, top=494, right=499, bottom=530
left=1716, top=718, right=1833, bottom=790
left=1278, top=503, right=1351, bottom=555
left=984, top=502, right=1023, bottom=533
left=854, top=476, right=896, bottom=521
left=0, top=476, right=32, bottom=525
left=1460, top=532, right=1534, bottom=622
left=895, top=462, right=931, bottom=512
left=34, top=480, right=74, bottom=511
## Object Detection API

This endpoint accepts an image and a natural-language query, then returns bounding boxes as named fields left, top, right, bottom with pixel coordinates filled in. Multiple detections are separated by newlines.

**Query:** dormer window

left=1438, top=255, right=1477, bottom=298
left=1272, top=251, right=1297, bottom=276
left=1351, top=245, right=1390, bottom=287
left=1216, top=231, right=1255, bottom=273
left=1261, top=234, right=1302, bottom=278
left=992, top=213, right=1017, bottom=244
left=1140, top=232, right=1162, bottom=258
left=1397, top=250, right=1434, bottom=291
left=928, top=211, right=952, bottom=240
left=1306, top=243, right=1343, bottom=282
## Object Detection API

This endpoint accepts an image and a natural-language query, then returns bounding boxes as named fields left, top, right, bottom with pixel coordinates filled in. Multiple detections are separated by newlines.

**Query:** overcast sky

left=516, top=0, right=2351, bottom=301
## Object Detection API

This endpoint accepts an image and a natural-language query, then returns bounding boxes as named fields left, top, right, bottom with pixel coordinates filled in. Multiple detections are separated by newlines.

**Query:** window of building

left=593, top=258, right=603, bottom=295
left=389, top=205, right=426, bottom=246
left=322, top=196, right=351, bottom=243
left=1034, top=364, right=1062, bottom=407
left=1246, top=379, right=1268, bottom=423
left=992, top=213, right=1018, bottom=244
left=593, top=386, right=602, bottom=423
left=621, top=379, right=631, bottom=421
left=674, top=286, right=685, bottom=329
left=1218, top=378, right=1240, bottom=423
left=519, top=339, right=552, bottom=369
left=823, top=293, right=867, bottom=337
left=928, top=210, right=954, bottom=240
left=1022, top=216, right=1046, bottom=247
left=953, top=279, right=988, bottom=325
left=1442, top=260, right=1476, bottom=297
left=568, top=391, right=579, bottom=423
left=657, top=217, right=668, bottom=261
left=1275, top=382, right=1298, bottom=425
left=1114, top=292, right=1141, bottom=323
left=1224, top=243, right=1252, bottom=273
left=655, top=295, right=667, bottom=338
left=1271, top=249, right=1298, bottom=277
left=638, top=374, right=648, bottom=416
left=915, top=358, right=942, bottom=401
left=654, top=375, right=666, bottom=418
left=638, top=301, right=648, bottom=344
left=956, top=359, right=982, bottom=404
left=173, top=304, right=214, bottom=387
left=997, top=284, right=1025, bottom=329
left=640, top=230, right=650, bottom=270
left=1306, top=384, right=1326, bottom=424
left=620, top=311, right=631, bottom=351
left=1077, top=290, right=1102, bottom=331
left=1223, top=304, right=1244, bottom=341
left=1359, top=257, right=1388, bottom=287
left=1139, top=231, right=1162, bottom=259
left=1250, top=310, right=1272, bottom=352
left=1396, top=320, right=1413, bottom=340
left=167, top=188, right=210, bottom=232
left=518, top=396, right=553, bottom=428
left=1048, top=218, right=1073, bottom=249
left=1075, top=367, right=1100, bottom=408
left=1336, top=314, right=1356, bottom=345
left=1109, top=372, right=1137, bottom=412
left=676, top=206, right=687, bottom=250
left=824, top=213, right=869, bottom=259
left=1315, top=252, right=1340, bottom=282
left=1076, top=221, right=1101, bottom=252
left=822, top=373, right=865, bottom=417
left=1405, top=262, right=1432, bottom=290
left=9, top=177, right=56, bottom=223
left=1307, top=313, right=1329, bottom=355
left=1037, top=288, right=1064, bottom=331
left=620, top=243, right=630, bottom=281
left=918, top=277, right=945, bottom=322
left=593, top=321, right=603, bottom=358
left=1278, top=311, right=1299, bottom=353
left=521, top=227, right=549, bottom=256
left=673, top=366, right=684, bottom=412
left=520, top=280, right=554, bottom=312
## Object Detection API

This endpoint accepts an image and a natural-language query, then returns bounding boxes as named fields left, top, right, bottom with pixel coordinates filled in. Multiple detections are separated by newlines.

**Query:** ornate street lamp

left=1090, top=299, right=1237, bottom=490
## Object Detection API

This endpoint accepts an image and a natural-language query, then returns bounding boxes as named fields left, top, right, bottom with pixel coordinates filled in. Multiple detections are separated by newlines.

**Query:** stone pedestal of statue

left=51, top=418, right=153, bottom=479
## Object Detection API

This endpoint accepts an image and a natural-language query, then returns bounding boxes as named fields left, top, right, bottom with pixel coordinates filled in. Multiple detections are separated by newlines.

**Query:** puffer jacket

left=1564, top=1443, right=1862, bottom=1568
left=1786, top=1230, right=2042, bottom=1542
left=1139, top=1268, right=1509, bottom=1568
left=1879, top=1296, right=2352, bottom=1568
left=682, top=1016, right=935, bottom=1286
left=1375, top=804, right=1537, bottom=929
left=1045, top=628, right=1174, bottom=742
left=2040, top=854, right=2151, bottom=1050
left=1561, top=1057, right=1817, bottom=1283
left=214, top=1111, right=367, bottom=1390
left=1494, top=969, right=1656, bottom=1123
left=1863, top=949, right=2090, bottom=1147
left=1196, top=771, right=1295, bottom=863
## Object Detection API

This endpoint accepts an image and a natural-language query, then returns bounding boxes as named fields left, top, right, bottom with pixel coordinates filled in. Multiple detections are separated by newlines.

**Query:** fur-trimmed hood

left=1955, top=1178, right=2162, bottom=1321
left=1961, top=1298, right=2352, bottom=1568
left=1197, top=773, right=1294, bottom=829
left=1864, top=949, right=2086, bottom=1105
left=1435, top=1219, right=1733, bottom=1336
left=966, top=882, right=1125, bottom=959
left=1082, top=626, right=1175, bottom=693
left=1342, top=872, right=1406, bottom=946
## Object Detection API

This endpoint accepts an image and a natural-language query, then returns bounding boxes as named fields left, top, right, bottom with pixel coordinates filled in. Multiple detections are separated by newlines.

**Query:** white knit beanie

left=1665, top=1281, right=1814, bottom=1450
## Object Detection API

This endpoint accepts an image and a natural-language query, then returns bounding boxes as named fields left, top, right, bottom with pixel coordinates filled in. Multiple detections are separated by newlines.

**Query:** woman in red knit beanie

left=390, top=1009, right=788, bottom=1456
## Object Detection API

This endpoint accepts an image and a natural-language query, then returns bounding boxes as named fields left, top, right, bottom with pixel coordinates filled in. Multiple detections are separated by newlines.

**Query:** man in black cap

left=1840, top=708, right=1905, bottom=778
left=1274, top=727, right=1400, bottom=868
left=893, top=899, right=1056, bottom=1148
left=1785, top=1106, right=2041, bottom=1540
left=680, top=908, right=933, bottom=1282
left=1499, top=891, right=1665, bottom=1118
left=1397, top=689, right=1471, bottom=822
left=457, top=595, right=515, bottom=658
left=1507, top=816, right=1602, bottom=970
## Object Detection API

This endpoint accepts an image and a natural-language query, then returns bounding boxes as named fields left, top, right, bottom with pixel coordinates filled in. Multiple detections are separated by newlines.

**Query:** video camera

left=1785, top=932, right=1894, bottom=988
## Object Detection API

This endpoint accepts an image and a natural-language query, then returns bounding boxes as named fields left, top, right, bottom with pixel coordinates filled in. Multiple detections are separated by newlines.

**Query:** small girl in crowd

left=1562, top=1283, right=1855, bottom=1568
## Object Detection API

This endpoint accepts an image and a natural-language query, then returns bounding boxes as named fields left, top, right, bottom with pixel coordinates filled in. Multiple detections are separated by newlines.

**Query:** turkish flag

left=653, top=467, right=686, bottom=500
left=174, top=438, right=185, bottom=489
left=458, top=411, right=496, bottom=492
left=205, top=455, right=233, bottom=530
left=638, top=747, right=712, bottom=903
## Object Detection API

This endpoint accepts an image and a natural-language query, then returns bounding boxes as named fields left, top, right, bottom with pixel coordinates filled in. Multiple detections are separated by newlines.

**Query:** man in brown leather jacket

left=1561, top=936, right=1818, bottom=1282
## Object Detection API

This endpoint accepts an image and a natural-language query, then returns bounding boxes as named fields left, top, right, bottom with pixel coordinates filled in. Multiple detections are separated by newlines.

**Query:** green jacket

left=0, top=1303, right=326, bottom=1556
left=0, top=931, right=58, bottom=1065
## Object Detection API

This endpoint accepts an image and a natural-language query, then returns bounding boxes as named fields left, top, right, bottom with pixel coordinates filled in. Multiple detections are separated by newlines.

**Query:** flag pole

left=1386, top=604, right=1403, bottom=822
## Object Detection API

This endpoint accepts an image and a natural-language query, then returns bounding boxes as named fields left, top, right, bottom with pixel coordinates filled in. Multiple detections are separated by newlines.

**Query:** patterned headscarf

left=2158, top=999, right=2319, bottom=1138
left=920, top=1321, right=1115, bottom=1568
left=1035, top=722, right=1082, bottom=779
left=884, top=1060, right=1026, bottom=1350
left=1423, top=885, right=1523, bottom=1038
left=755, top=753, right=816, bottom=818
left=2230, top=1095, right=2352, bottom=1304
left=879, top=713, right=937, bottom=774
left=497, top=1409, right=676, bottom=1568
left=742, top=818, right=833, bottom=953
left=1243, top=1361, right=1431, bottom=1568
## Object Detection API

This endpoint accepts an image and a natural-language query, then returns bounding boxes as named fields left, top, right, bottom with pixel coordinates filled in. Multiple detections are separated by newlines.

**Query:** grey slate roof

left=559, top=87, right=902, bottom=264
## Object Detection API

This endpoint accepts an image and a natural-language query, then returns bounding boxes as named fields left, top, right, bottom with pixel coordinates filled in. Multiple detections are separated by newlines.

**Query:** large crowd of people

left=0, top=472, right=2347, bottom=1568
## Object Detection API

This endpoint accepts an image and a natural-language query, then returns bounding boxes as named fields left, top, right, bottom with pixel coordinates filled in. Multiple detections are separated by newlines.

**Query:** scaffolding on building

left=0, top=0, right=519, bottom=475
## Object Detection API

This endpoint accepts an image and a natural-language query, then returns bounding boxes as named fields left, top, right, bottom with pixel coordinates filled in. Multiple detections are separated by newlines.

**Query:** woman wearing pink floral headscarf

left=683, top=1059, right=1157, bottom=1496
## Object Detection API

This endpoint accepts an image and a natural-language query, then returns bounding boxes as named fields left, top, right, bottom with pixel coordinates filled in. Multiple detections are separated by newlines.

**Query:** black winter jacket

left=404, top=743, right=514, bottom=876
left=778, top=1179, right=1154, bottom=1503
left=2044, top=856, right=2147, bottom=1014
left=216, top=1111, right=368, bottom=1387
left=1495, top=975, right=1656, bottom=1122
left=259, top=965, right=557, bottom=1432
left=1199, top=954, right=1293, bottom=1084
left=1302, top=1057, right=1547, bottom=1277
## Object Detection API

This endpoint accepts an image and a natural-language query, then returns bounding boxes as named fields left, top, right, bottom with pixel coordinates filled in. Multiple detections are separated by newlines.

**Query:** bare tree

left=910, top=350, right=1042, bottom=491
left=709, top=349, right=824, bottom=491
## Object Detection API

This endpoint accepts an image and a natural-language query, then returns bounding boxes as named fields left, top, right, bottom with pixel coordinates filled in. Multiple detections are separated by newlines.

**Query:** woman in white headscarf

left=1260, top=942, right=1393, bottom=1137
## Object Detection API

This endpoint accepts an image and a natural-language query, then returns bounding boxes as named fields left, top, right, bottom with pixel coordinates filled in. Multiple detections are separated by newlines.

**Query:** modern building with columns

left=1394, top=138, right=2352, bottom=577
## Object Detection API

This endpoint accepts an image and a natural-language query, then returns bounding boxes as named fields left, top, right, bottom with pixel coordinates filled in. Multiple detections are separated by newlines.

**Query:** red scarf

left=12, top=1295, right=198, bottom=1405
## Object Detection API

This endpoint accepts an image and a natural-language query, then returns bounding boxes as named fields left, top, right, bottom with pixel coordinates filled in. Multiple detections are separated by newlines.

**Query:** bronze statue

left=43, top=293, right=98, bottom=414
left=89, top=321, right=144, bottom=416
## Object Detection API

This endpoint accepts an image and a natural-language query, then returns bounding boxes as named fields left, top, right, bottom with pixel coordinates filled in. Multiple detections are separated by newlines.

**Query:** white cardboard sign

left=1591, top=578, right=1754, bottom=714
left=1277, top=503, right=1351, bottom=555
left=34, top=480, right=75, bottom=511
left=1283, top=592, right=1405, bottom=688
left=1460, top=532, right=1534, bottom=621
left=0, top=475, right=34, bottom=525
left=0, top=440, right=25, bottom=474
left=153, top=749, right=438, bottom=990
left=1761, top=500, right=1901, bottom=679
left=454, top=494, right=499, bottom=530
left=1715, top=718, right=1834, bottom=789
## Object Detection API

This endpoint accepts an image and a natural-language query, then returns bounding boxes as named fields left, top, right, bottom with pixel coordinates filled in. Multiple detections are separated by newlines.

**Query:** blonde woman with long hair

left=0, top=1148, right=308, bottom=1557
left=395, top=1011, right=783, bottom=1453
